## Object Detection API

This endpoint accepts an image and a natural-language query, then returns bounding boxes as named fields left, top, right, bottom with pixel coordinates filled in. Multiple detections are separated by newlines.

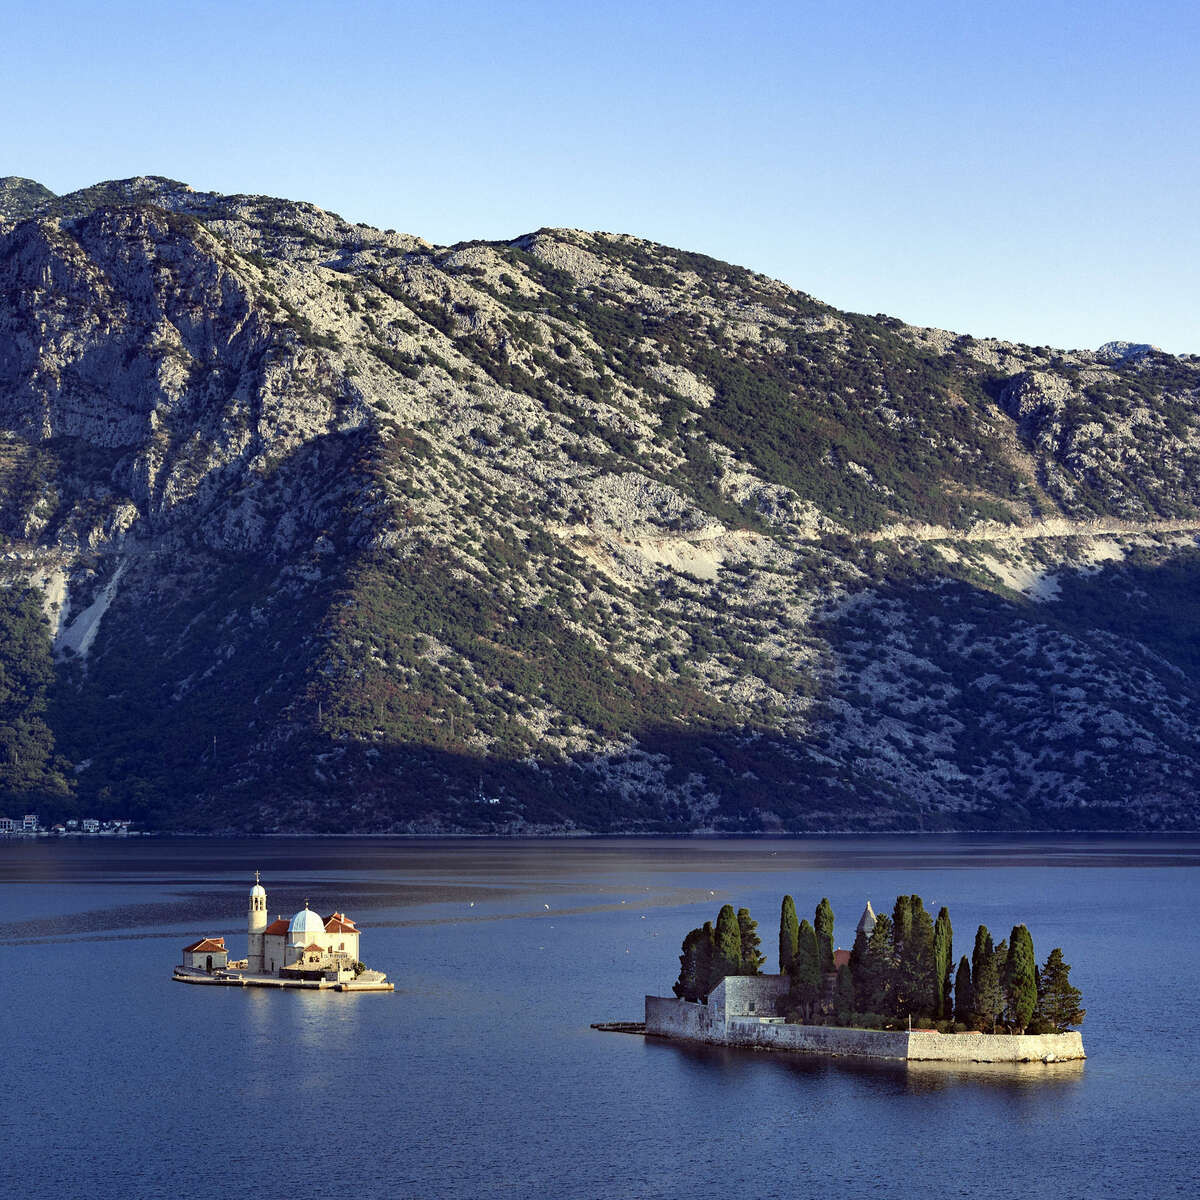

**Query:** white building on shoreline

left=184, top=873, right=363, bottom=981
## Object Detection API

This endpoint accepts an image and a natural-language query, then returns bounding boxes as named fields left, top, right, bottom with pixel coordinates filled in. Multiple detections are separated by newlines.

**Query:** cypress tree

left=1038, top=948, right=1085, bottom=1031
left=933, top=907, right=953, bottom=1020
left=972, top=929, right=1002, bottom=1030
left=834, top=964, right=855, bottom=1025
left=892, top=895, right=913, bottom=962
left=814, top=897, right=835, bottom=975
left=673, top=924, right=714, bottom=1002
left=953, top=955, right=973, bottom=1025
left=904, top=900, right=936, bottom=1018
left=698, top=921, right=715, bottom=1000
left=971, top=925, right=991, bottom=995
left=790, top=919, right=821, bottom=1021
left=779, top=895, right=799, bottom=975
left=849, top=927, right=870, bottom=1010
left=737, top=907, right=765, bottom=975
left=991, top=938, right=1008, bottom=1026
left=712, top=904, right=743, bottom=989
left=1004, top=925, right=1038, bottom=1032
left=862, top=912, right=896, bottom=1017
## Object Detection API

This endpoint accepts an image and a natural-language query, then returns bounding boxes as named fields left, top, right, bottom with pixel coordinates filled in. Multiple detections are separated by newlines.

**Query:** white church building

left=247, top=874, right=362, bottom=978
left=182, top=874, right=363, bottom=981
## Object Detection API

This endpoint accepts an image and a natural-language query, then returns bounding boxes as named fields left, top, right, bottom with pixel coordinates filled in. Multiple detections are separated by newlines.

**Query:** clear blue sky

left=5, top=0, right=1197, bottom=353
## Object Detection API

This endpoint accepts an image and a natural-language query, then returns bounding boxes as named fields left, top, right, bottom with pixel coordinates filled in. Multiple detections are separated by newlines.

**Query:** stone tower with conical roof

left=857, top=900, right=877, bottom=940
left=247, top=871, right=267, bottom=972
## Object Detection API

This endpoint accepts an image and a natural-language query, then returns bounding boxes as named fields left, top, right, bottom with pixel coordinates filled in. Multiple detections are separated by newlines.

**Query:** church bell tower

left=247, top=871, right=267, bottom=973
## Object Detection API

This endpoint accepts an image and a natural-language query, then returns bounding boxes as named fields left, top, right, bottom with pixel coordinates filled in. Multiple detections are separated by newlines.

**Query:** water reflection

left=904, top=1058, right=1085, bottom=1092
left=646, top=1035, right=1085, bottom=1094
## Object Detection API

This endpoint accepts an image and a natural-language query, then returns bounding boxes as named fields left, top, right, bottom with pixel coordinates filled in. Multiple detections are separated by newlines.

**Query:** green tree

left=1004, top=925, right=1038, bottom=1033
left=834, top=964, right=855, bottom=1025
left=902, top=898, right=936, bottom=1018
left=712, top=904, right=743, bottom=988
left=1037, top=948, right=1085, bottom=1031
left=789, top=919, right=821, bottom=1021
left=990, top=938, right=1009, bottom=1026
left=814, top=897, right=835, bottom=975
left=970, top=925, right=991, bottom=997
left=0, top=587, right=70, bottom=805
left=861, top=912, right=896, bottom=1017
left=737, top=907, right=765, bottom=974
left=973, top=929, right=1002, bottom=1030
left=933, top=906, right=953, bottom=1020
left=779, top=894, right=799, bottom=975
left=892, top=895, right=913, bottom=962
left=953, top=955, right=973, bottom=1025
left=673, top=924, right=714, bottom=1002
left=849, top=926, right=870, bottom=1010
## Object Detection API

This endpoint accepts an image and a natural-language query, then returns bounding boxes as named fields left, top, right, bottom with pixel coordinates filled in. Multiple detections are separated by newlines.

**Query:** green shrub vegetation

left=0, top=587, right=71, bottom=804
left=668, top=893, right=1084, bottom=1034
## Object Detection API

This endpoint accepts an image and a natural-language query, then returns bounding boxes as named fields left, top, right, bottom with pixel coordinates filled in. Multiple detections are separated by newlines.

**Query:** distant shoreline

left=6, top=828, right=1200, bottom=841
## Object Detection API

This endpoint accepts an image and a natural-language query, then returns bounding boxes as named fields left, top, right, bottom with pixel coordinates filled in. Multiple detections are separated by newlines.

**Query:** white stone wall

left=645, top=994, right=1085, bottom=1063
left=708, top=974, right=791, bottom=1021
left=907, top=1029, right=1085, bottom=1062
left=646, top=995, right=719, bottom=1040
left=246, top=932, right=264, bottom=973
left=263, top=934, right=285, bottom=973
left=261, top=929, right=359, bottom=973
left=184, top=949, right=227, bottom=971
left=728, top=1021, right=911, bottom=1059
left=330, top=931, right=359, bottom=960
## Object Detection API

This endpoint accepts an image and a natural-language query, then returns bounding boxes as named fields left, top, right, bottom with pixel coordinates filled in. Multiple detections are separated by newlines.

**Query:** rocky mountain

left=1, top=175, right=1199, bottom=832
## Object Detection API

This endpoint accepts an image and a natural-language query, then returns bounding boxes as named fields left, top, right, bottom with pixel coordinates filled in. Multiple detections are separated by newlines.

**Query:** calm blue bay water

left=0, top=836, right=1196, bottom=1199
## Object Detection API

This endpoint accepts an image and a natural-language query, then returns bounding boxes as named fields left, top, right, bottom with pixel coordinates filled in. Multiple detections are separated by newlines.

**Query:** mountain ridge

left=2, top=176, right=1199, bottom=832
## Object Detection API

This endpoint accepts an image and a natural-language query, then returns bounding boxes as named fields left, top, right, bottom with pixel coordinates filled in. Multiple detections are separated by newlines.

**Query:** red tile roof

left=303, top=943, right=324, bottom=953
left=182, top=937, right=226, bottom=954
left=263, top=918, right=290, bottom=936
left=833, top=949, right=851, bottom=969
left=324, top=912, right=358, bottom=934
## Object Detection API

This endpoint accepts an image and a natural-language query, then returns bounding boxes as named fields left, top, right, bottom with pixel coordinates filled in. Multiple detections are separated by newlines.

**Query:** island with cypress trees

left=645, top=896, right=1086, bottom=1063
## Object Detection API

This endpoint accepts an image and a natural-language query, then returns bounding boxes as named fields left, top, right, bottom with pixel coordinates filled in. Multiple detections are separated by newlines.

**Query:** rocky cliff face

left=2, top=175, right=1199, bottom=831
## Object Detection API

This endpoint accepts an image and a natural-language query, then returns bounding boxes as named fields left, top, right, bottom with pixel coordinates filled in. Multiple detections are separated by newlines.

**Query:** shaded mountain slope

left=1, top=176, right=1199, bottom=830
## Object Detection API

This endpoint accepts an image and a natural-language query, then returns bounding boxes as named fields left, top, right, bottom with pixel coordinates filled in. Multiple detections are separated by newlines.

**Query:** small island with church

left=630, top=892, right=1085, bottom=1064
left=173, top=874, right=393, bottom=991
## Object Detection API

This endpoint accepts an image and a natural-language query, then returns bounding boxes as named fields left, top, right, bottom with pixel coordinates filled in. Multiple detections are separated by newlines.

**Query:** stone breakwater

left=645, top=976, right=1085, bottom=1064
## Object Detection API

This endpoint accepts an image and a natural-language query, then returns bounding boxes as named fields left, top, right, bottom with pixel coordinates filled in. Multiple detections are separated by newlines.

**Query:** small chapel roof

left=182, top=937, right=226, bottom=953
left=264, top=917, right=290, bottom=936
left=857, top=901, right=877, bottom=937
left=324, top=912, right=359, bottom=934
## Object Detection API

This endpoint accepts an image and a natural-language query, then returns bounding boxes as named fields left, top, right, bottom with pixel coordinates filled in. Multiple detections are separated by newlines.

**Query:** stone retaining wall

left=707, top=974, right=791, bottom=1023
left=906, top=1029, right=1084, bottom=1062
left=644, top=995, right=1085, bottom=1063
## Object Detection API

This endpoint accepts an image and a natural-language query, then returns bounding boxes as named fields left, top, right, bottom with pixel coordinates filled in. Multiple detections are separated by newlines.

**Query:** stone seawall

left=644, top=995, right=1084, bottom=1063
left=906, top=1029, right=1084, bottom=1062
